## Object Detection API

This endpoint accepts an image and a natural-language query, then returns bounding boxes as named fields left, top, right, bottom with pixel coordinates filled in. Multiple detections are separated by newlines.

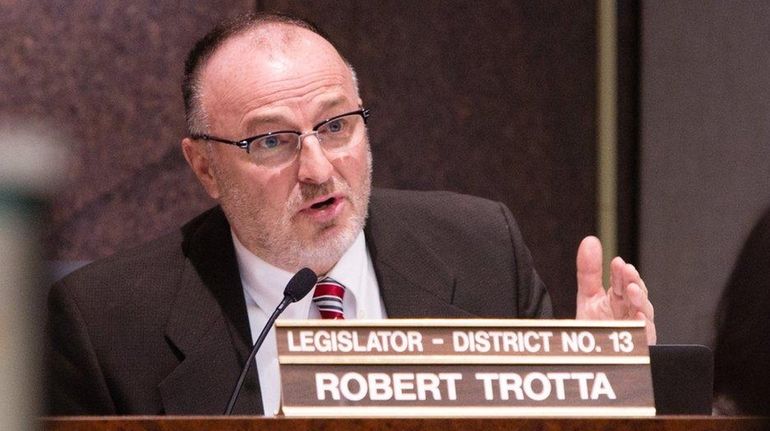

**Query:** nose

left=296, top=133, right=333, bottom=184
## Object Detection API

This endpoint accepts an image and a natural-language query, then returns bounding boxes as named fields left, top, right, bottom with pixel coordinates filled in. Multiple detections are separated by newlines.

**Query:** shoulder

left=371, top=188, right=501, bottom=207
left=371, top=188, right=507, bottom=220
left=369, top=188, right=515, bottom=236
left=366, top=189, right=549, bottom=318
left=50, top=206, right=225, bottom=312
left=366, top=188, right=526, bottom=269
left=57, top=228, right=183, bottom=283
left=49, top=230, right=184, bottom=320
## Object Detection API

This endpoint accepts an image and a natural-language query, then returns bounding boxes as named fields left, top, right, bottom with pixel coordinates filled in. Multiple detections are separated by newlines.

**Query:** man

left=46, top=13, right=654, bottom=416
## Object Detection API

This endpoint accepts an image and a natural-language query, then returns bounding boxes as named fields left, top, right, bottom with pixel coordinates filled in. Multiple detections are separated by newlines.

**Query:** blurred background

left=1, top=0, right=768, bottom=350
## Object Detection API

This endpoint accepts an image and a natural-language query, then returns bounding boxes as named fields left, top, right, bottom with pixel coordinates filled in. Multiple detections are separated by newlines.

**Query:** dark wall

left=0, top=0, right=253, bottom=257
left=640, top=1, right=770, bottom=344
left=2, top=1, right=599, bottom=318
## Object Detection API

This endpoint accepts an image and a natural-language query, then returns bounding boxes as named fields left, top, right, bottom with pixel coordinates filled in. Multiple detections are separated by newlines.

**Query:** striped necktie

left=312, top=277, right=345, bottom=319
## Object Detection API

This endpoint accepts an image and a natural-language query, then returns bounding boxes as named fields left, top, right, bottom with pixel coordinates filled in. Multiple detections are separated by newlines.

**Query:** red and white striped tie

left=312, top=277, right=345, bottom=319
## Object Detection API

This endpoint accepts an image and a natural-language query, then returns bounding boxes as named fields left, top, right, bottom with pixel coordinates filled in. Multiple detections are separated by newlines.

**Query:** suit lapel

left=159, top=207, right=262, bottom=415
left=366, top=190, right=478, bottom=319
left=157, top=190, right=474, bottom=413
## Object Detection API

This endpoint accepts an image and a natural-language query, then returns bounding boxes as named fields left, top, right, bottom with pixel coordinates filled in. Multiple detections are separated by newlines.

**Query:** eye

left=324, top=118, right=346, bottom=133
left=255, top=133, right=292, bottom=150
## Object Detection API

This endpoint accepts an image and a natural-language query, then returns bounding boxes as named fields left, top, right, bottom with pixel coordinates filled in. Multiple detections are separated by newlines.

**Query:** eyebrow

left=314, top=96, right=348, bottom=115
left=241, top=95, right=354, bottom=136
left=242, top=112, right=294, bottom=136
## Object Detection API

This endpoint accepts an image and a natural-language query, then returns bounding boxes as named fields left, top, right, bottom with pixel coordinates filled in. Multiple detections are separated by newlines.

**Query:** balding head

left=182, top=12, right=357, bottom=136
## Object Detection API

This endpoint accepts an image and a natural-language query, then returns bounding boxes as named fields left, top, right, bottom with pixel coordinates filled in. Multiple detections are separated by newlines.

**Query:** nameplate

left=276, top=319, right=655, bottom=417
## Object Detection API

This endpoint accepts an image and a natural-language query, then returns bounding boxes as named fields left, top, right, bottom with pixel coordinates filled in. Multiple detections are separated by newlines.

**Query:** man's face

left=188, top=25, right=371, bottom=275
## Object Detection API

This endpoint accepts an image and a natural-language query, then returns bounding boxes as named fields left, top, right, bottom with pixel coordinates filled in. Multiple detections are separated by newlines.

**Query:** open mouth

left=310, top=197, right=337, bottom=210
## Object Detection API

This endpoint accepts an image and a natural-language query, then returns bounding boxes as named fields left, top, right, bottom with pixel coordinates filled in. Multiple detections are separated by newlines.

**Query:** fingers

left=610, top=256, right=625, bottom=297
left=634, top=309, right=657, bottom=345
left=627, top=282, right=654, bottom=320
left=576, top=236, right=604, bottom=299
left=608, top=258, right=654, bottom=318
left=625, top=265, right=652, bottom=321
left=575, top=236, right=657, bottom=344
left=608, top=257, right=627, bottom=318
left=626, top=279, right=657, bottom=344
left=645, top=315, right=657, bottom=345
left=623, top=263, right=647, bottom=295
left=628, top=264, right=648, bottom=297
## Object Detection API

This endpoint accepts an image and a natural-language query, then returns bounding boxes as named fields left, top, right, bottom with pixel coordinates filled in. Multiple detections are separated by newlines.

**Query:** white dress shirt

left=232, top=230, right=386, bottom=416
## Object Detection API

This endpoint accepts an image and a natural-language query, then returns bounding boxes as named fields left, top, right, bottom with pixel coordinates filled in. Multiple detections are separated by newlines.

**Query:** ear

left=181, top=137, right=222, bottom=200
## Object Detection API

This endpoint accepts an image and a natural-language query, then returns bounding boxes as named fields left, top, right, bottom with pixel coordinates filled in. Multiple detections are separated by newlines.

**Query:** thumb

left=577, top=235, right=605, bottom=299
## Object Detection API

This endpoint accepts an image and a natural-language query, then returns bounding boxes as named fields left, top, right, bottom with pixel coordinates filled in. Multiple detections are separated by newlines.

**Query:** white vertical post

left=0, top=124, right=67, bottom=430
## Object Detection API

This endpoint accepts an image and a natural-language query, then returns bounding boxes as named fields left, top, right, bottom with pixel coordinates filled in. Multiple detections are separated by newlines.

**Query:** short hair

left=181, top=12, right=351, bottom=135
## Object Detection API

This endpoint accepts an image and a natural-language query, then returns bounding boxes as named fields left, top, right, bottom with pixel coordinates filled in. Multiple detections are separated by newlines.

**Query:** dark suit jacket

left=46, top=188, right=552, bottom=415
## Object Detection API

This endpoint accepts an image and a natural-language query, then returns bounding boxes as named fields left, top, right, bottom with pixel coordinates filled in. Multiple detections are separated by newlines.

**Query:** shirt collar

left=231, top=229, right=367, bottom=316
left=324, top=231, right=367, bottom=305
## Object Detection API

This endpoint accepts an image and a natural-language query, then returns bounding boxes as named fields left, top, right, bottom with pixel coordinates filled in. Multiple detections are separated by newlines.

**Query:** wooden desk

left=42, top=416, right=768, bottom=431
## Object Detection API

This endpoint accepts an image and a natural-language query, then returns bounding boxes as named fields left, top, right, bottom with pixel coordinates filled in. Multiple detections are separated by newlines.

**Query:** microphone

left=224, top=267, right=317, bottom=415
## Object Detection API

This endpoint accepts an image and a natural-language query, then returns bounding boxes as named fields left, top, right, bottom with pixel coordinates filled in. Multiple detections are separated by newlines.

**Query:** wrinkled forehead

left=198, top=24, right=356, bottom=105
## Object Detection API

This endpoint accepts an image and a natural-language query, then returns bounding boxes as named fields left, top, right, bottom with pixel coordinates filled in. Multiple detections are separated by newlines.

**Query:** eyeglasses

left=191, top=108, right=370, bottom=166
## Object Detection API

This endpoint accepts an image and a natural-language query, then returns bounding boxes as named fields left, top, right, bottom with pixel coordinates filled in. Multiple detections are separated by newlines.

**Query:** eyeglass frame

left=189, top=108, right=370, bottom=155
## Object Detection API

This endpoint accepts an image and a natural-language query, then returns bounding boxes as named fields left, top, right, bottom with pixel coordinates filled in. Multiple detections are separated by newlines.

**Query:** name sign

left=276, top=319, right=654, bottom=417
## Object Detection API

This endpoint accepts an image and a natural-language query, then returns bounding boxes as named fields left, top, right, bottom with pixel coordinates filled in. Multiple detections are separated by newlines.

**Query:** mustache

left=300, top=181, right=336, bottom=201
left=288, top=177, right=351, bottom=209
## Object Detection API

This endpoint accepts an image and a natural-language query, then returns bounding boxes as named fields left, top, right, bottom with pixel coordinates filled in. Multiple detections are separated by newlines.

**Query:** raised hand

left=575, top=236, right=656, bottom=345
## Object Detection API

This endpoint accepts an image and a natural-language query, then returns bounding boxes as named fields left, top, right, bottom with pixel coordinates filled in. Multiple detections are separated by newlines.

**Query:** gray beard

left=215, top=148, right=372, bottom=274
left=253, top=176, right=370, bottom=273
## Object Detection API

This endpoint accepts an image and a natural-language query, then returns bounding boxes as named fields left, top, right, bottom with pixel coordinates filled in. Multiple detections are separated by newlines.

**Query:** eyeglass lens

left=249, top=112, right=366, bottom=165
